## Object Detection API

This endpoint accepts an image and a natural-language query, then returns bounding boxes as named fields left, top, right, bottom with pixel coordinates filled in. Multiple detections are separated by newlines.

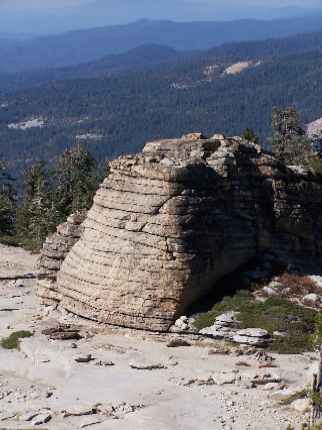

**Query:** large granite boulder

left=50, top=133, right=322, bottom=331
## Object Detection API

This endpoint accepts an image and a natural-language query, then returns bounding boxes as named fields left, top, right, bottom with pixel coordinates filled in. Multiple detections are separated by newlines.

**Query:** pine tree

left=271, top=107, right=313, bottom=165
left=16, top=162, right=54, bottom=250
left=0, top=159, right=16, bottom=237
left=271, top=107, right=322, bottom=174
left=242, top=128, right=259, bottom=144
left=53, top=145, right=100, bottom=223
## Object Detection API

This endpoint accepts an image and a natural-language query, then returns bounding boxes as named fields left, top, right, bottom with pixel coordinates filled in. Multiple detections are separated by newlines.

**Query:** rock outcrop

left=37, top=212, right=86, bottom=306
left=45, top=133, right=322, bottom=331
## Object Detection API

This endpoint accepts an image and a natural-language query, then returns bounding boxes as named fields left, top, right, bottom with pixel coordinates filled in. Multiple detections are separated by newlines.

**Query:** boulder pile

left=200, top=312, right=241, bottom=339
left=38, top=133, right=322, bottom=331
left=199, top=313, right=271, bottom=346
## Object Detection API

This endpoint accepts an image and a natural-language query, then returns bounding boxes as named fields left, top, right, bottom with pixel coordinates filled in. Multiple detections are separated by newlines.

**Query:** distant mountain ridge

left=0, top=44, right=182, bottom=94
left=2, top=31, right=322, bottom=95
left=0, top=1, right=321, bottom=34
left=1, top=15, right=322, bottom=74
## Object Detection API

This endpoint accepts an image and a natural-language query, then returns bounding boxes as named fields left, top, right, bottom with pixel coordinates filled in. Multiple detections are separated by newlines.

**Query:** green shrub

left=0, top=234, right=21, bottom=247
left=1, top=330, right=33, bottom=350
left=193, top=291, right=317, bottom=354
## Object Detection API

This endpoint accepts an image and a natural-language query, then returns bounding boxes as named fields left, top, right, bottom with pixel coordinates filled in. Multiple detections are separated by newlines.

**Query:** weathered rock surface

left=50, top=133, right=322, bottom=331
left=199, top=311, right=241, bottom=340
left=37, top=212, right=86, bottom=306
left=232, top=329, right=270, bottom=347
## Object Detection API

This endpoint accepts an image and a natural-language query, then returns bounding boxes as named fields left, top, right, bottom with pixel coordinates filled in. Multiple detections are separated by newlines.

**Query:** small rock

left=95, top=360, right=115, bottom=367
left=251, top=373, right=281, bottom=385
left=74, top=354, right=94, bottom=363
left=20, top=411, right=39, bottom=422
left=199, top=326, right=227, bottom=339
left=32, top=413, right=51, bottom=426
left=303, top=293, right=320, bottom=306
left=172, top=316, right=189, bottom=332
left=14, top=280, right=25, bottom=288
left=184, top=377, right=215, bottom=386
left=208, top=348, right=230, bottom=355
left=63, top=405, right=97, bottom=418
left=129, top=361, right=167, bottom=370
left=167, top=338, right=191, bottom=348
left=233, top=328, right=270, bottom=346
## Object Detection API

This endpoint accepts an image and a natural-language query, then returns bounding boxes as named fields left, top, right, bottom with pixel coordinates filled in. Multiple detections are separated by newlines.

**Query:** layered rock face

left=53, top=133, right=322, bottom=331
left=37, top=212, right=86, bottom=306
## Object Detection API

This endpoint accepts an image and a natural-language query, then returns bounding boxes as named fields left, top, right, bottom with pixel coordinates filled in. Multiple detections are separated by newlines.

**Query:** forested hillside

left=1, top=15, right=322, bottom=74
left=2, top=31, right=322, bottom=96
left=1, top=31, right=322, bottom=182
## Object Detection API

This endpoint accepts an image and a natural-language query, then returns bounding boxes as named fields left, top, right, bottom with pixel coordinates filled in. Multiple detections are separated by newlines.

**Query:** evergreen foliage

left=241, top=128, right=259, bottom=144
left=16, top=161, right=54, bottom=250
left=0, top=159, right=16, bottom=236
left=11, top=145, right=102, bottom=250
left=53, top=144, right=101, bottom=224
left=272, top=107, right=322, bottom=173
left=2, top=48, right=322, bottom=183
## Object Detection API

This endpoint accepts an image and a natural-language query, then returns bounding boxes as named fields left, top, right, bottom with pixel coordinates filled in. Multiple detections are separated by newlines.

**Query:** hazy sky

left=0, top=0, right=320, bottom=9
left=0, top=0, right=321, bottom=34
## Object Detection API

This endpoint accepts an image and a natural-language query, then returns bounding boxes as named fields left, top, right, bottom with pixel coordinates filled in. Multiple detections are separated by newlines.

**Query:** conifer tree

left=271, top=107, right=322, bottom=174
left=53, top=145, right=100, bottom=223
left=16, top=161, right=54, bottom=250
left=0, top=159, right=16, bottom=236
left=272, top=107, right=312, bottom=164
left=242, top=128, right=259, bottom=144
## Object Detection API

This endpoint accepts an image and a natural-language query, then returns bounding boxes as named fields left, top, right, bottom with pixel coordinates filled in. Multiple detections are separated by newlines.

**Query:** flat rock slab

left=74, top=354, right=94, bottom=363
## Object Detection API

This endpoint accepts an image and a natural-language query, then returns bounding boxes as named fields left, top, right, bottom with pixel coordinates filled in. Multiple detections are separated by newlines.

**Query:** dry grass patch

left=277, top=273, right=320, bottom=298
